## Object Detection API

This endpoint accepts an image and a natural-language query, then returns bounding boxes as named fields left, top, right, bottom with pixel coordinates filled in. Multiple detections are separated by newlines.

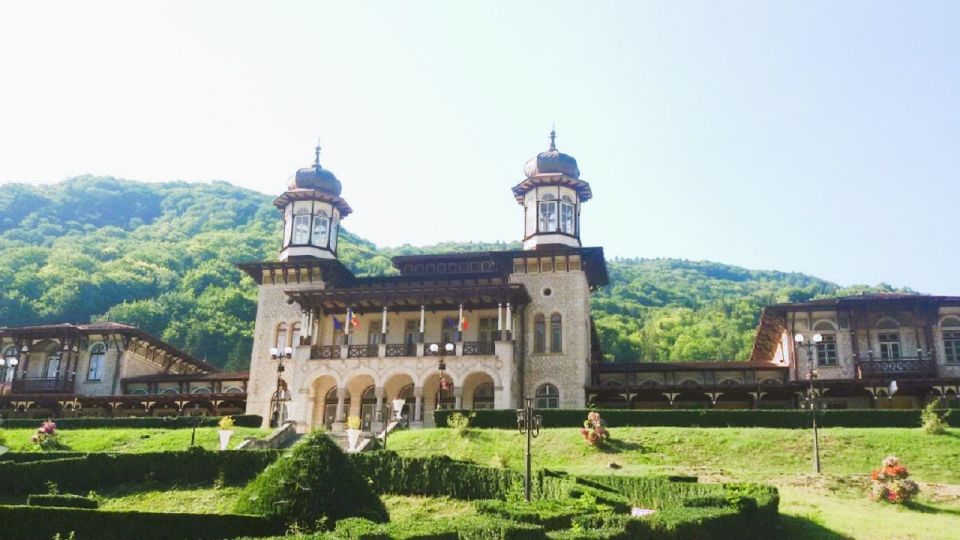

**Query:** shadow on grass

left=904, top=500, right=960, bottom=516
left=778, top=514, right=851, bottom=539
left=598, top=438, right=644, bottom=454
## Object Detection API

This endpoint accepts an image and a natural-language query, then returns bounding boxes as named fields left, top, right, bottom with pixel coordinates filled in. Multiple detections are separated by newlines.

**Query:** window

left=311, top=210, right=330, bottom=247
left=192, top=387, right=211, bottom=394
left=535, top=384, right=559, bottom=409
left=560, top=195, right=575, bottom=234
left=88, top=343, right=106, bottom=381
left=45, top=351, right=62, bottom=379
left=538, top=194, right=557, bottom=232
left=943, top=317, right=960, bottom=364
left=878, top=333, right=901, bottom=359
left=275, top=323, right=288, bottom=350
left=368, top=320, right=384, bottom=345
left=550, top=313, right=562, bottom=353
left=815, top=334, right=837, bottom=366
left=282, top=207, right=293, bottom=247
left=329, top=218, right=339, bottom=252
left=1, top=345, right=17, bottom=383
left=292, top=208, right=311, bottom=244
left=473, top=382, right=495, bottom=410
left=291, top=323, right=302, bottom=348
left=533, top=314, right=546, bottom=353
left=478, top=317, right=497, bottom=343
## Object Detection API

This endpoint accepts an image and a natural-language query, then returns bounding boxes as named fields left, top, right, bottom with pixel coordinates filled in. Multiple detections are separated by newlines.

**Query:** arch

left=359, top=385, right=378, bottom=430
left=192, top=387, right=212, bottom=394
left=939, top=316, right=960, bottom=329
left=679, top=379, right=701, bottom=387
left=160, top=388, right=179, bottom=396
left=533, top=314, right=546, bottom=353
left=87, top=342, right=107, bottom=381
left=549, top=313, right=562, bottom=353
left=718, top=378, right=741, bottom=387
left=812, top=319, right=838, bottom=332
left=223, top=386, right=244, bottom=394
left=462, top=371, right=496, bottom=410
left=345, top=373, right=377, bottom=421
left=275, top=323, right=288, bottom=350
left=423, top=372, right=455, bottom=412
left=876, top=317, right=900, bottom=329
left=473, top=383, right=495, bottom=410
left=535, top=383, right=560, bottom=409
left=759, top=378, right=783, bottom=386
left=639, top=379, right=660, bottom=388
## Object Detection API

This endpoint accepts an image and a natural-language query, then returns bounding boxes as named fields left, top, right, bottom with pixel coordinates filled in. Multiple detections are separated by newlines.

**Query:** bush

left=447, top=412, right=475, bottom=437
left=0, top=414, right=262, bottom=429
left=434, top=408, right=958, bottom=429
left=27, top=494, right=99, bottom=509
left=323, top=515, right=548, bottom=539
left=0, top=448, right=279, bottom=494
left=476, top=499, right=582, bottom=531
left=235, top=431, right=388, bottom=531
left=921, top=401, right=950, bottom=434
left=351, top=451, right=520, bottom=500
left=0, top=505, right=280, bottom=540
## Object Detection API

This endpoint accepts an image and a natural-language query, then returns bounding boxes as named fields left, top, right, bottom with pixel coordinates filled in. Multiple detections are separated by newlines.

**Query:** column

left=335, top=388, right=346, bottom=422
left=458, top=303, right=464, bottom=340
left=419, top=305, right=426, bottom=342
left=497, top=303, right=503, bottom=340
left=454, top=387, right=463, bottom=410
left=381, top=305, right=388, bottom=341
left=413, top=386, right=424, bottom=426
left=506, top=303, right=513, bottom=340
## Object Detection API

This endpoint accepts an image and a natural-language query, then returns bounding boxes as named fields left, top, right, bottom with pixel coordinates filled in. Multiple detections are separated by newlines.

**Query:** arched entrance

left=360, top=385, right=377, bottom=431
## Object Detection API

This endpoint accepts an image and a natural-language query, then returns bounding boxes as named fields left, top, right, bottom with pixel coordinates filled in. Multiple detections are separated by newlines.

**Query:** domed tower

left=274, top=144, right=352, bottom=261
left=512, top=129, right=593, bottom=250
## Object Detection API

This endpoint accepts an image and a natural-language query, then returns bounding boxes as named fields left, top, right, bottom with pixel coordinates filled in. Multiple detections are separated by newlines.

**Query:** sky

left=0, top=1, right=957, bottom=293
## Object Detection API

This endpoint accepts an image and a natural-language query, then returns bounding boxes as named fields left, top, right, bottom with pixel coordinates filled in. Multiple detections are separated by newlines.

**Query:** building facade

left=0, top=322, right=247, bottom=418
left=241, top=134, right=608, bottom=431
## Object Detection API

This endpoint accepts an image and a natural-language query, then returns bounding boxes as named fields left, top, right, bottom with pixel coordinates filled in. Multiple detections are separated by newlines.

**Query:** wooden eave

left=286, top=282, right=532, bottom=314
left=235, top=259, right=356, bottom=286
left=272, top=189, right=353, bottom=217
left=510, top=174, right=593, bottom=203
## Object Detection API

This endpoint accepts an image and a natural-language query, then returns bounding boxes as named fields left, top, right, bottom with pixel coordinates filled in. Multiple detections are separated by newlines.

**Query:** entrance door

left=361, top=386, right=377, bottom=431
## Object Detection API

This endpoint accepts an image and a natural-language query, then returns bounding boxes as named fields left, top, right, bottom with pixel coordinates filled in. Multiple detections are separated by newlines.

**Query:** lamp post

left=269, top=347, right=293, bottom=428
left=429, top=342, right=455, bottom=411
left=516, top=397, right=542, bottom=502
left=794, top=333, right=822, bottom=474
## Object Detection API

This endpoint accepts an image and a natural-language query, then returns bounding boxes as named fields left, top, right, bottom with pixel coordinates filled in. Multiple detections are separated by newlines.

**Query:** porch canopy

left=286, top=278, right=531, bottom=314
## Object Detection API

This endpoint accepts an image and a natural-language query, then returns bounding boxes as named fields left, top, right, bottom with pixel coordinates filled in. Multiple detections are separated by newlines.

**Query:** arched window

left=535, top=383, right=559, bottom=409
left=88, top=342, right=106, bottom=381
left=533, top=314, right=546, bottom=353
left=224, top=386, right=244, bottom=394
left=559, top=195, right=575, bottom=234
left=275, top=323, right=288, bottom=350
left=811, top=321, right=837, bottom=366
left=290, top=323, right=302, bottom=348
left=45, top=351, right=62, bottom=379
left=473, top=382, right=495, bottom=410
left=329, top=217, right=339, bottom=252
left=292, top=208, right=311, bottom=244
left=192, top=387, right=211, bottom=394
left=550, top=313, right=562, bottom=353
left=876, top=319, right=901, bottom=359
left=311, top=210, right=330, bottom=247
left=160, top=388, right=179, bottom=395
left=538, top=193, right=558, bottom=232
left=942, top=317, right=960, bottom=364
left=361, top=385, right=377, bottom=430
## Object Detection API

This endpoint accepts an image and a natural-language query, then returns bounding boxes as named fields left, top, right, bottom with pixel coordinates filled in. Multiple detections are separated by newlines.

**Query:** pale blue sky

left=0, top=1, right=957, bottom=293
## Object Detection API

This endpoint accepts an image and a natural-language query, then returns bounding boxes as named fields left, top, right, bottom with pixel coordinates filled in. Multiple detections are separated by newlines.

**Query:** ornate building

left=240, top=132, right=608, bottom=431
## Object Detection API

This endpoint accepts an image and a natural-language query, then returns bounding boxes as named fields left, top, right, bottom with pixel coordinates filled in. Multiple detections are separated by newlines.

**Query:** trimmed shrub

left=351, top=451, right=521, bottom=500
left=0, top=505, right=281, bottom=540
left=0, top=451, right=86, bottom=464
left=434, top=408, right=955, bottom=429
left=235, top=431, right=388, bottom=531
left=325, top=515, right=548, bottom=539
left=0, top=414, right=262, bottom=429
left=475, top=499, right=581, bottom=531
left=0, top=448, right=279, bottom=494
left=27, top=493, right=99, bottom=509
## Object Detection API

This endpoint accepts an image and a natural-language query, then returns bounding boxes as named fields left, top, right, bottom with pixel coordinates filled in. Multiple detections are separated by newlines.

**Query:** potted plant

left=218, top=416, right=235, bottom=450
left=346, top=416, right=362, bottom=451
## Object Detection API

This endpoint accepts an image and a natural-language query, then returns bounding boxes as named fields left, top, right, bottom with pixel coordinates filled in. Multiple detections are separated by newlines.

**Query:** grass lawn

left=0, top=427, right=269, bottom=453
left=388, top=427, right=960, bottom=540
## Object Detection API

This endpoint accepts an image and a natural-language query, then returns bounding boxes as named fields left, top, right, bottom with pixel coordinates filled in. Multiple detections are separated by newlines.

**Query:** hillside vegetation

left=0, top=176, right=906, bottom=369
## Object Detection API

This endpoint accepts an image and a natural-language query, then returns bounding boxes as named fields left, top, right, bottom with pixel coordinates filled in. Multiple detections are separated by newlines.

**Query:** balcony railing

left=311, top=345, right=341, bottom=359
left=348, top=344, right=379, bottom=358
left=12, top=376, right=75, bottom=394
left=856, top=356, right=935, bottom=378
left=463, top=341, right=495, bottom=356
left=385, top=343, right=416, bottom=357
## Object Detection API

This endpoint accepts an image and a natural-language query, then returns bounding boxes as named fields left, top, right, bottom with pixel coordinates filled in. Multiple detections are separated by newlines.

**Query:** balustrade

left=310, top=345, right=341, bottom=359
left=856, top=356, right=935, bottom=378
left=462, top=341, right=495, bottom=356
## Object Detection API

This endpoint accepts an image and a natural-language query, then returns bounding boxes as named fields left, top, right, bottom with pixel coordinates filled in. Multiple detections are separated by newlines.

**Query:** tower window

left=292, top=209, right=311, bottom=244
left=535, top=383, right=559, bottom=409
left=560, top=195, right=575, bottom=234
left=311, top=210, right=329, bottom=247
left=329, top=218, right=339, bottom=252
left=539, top=194, right=558, bottom=232
left=550, top=313, right=563, bottom=353
left=533, top=314, right=546, bottom=353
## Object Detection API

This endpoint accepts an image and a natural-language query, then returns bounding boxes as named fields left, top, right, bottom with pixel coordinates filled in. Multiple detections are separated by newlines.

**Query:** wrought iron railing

left=463, top=341, right=495, bottom=355
left=856, top=356, right=935, bottom=378
left=12, top=376, right=75, bottom=394
left=311, top=345, right=341, bottom=359
left=385, top=343, right=416, bottom=357
left=348, top=344, right=379, bottom=358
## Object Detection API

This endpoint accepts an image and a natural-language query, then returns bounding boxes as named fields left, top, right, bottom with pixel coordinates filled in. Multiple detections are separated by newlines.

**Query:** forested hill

left=0, top=177, right=908, bottom=370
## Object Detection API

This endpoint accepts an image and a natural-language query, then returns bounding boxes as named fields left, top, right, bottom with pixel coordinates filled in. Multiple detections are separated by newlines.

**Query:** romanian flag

left=348, top=310, right=360, bottom=328
left=332, top=317, right=343, bottom=331
left=460, top=315, right=469, bottom=331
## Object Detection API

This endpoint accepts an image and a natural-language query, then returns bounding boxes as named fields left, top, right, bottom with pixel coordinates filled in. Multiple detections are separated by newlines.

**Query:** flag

left=349, top=311, right=360, bottom=328
left=460, top=315, right=469, bottom=331
left=332, top=318, right=343, bottom=331
left=444, top=316, right=456, bottom=328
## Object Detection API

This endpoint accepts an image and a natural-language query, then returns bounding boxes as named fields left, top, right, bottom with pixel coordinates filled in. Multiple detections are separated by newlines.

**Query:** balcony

left=309, top=340, right=509, bottom=360
left=348, top=344, right=379, bottom=358
left=856, top=356, right=936, bottom=379
left=463, top=341, right=495, bottom=355
left=385, top=343, right=416, bottom=357
left=11, top=376, right=75, bottom=394
left=311, top=345, right=341, bottom=359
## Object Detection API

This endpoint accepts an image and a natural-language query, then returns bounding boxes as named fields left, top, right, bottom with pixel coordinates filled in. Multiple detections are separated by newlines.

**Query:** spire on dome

left=549, top=126, right=557, bottom=151
left=314, top=140, right=321, bottom=168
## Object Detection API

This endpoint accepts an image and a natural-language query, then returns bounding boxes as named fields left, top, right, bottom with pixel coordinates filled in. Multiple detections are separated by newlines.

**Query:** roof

left=592, top=361, right=787, bottom=373
left=765, top=293, right=960, bottom=311
left=287, top=281, right=532, bottom=314
left=0, top=322, right=217, bottom=373
left=236, top=258, right=356, bottom=285
left=122, top=371, right=248, bottom=383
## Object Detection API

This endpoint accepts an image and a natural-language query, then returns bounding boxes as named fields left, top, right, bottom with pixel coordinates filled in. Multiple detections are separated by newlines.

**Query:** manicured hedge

left=0, top=447, right=280, bottom=493
left=0, top=451, right=87, bottom=464
left=351, top=451, right=521, bottom=500
left=0, top=414, right=262, bottom=429
left=0, top=505, right=281, bottom=540
left=433, top=408, right=957, bottom=429
left=27, top=493, right=99, bottom=509
left=320, top=515, right=548, bottom=539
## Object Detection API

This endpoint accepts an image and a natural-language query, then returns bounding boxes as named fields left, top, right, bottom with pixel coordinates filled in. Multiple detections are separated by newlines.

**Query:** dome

left=286, top=144, right=343, bottom=195
left=288, top=165, right=342, bottom=195
left=522, top=130, right=580, bottom=179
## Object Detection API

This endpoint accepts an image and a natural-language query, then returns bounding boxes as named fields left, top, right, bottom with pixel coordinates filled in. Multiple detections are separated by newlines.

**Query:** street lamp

left=269, top=347, right=293, bottom=428
left=516, top=397, right=542, bottom=502
left=430, top=342, right=455, bottom=410
left=794, top=333, right=823, bottom=474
